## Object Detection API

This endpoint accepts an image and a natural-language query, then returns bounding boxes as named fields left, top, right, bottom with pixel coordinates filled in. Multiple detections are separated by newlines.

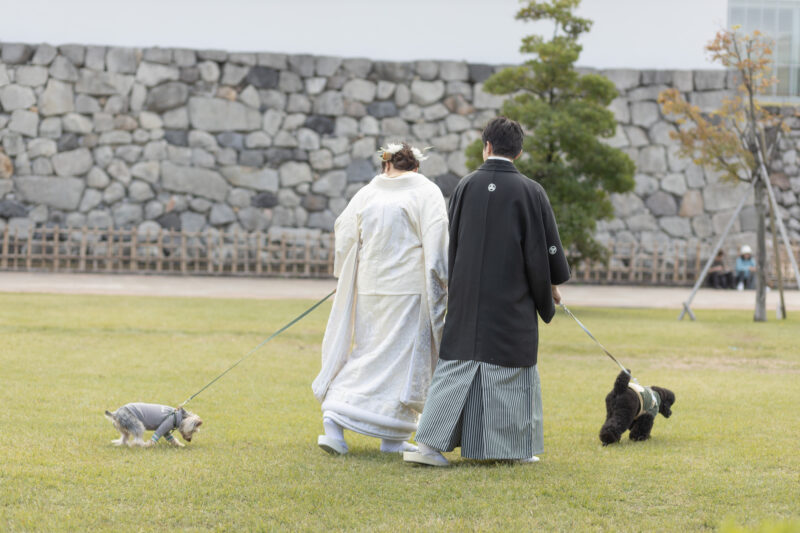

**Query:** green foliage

left=1, top=294, right=799, bottom=530
left=466, top=0, right=635, bottom=265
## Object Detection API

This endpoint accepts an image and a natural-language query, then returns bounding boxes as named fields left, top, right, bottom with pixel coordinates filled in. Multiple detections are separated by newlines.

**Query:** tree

left=465, top=0, right=635, bottom=265
left=659, top=28, right=789, bottom=322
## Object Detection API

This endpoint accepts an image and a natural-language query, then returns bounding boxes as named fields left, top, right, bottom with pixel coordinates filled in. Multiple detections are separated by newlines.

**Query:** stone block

left=136, top=62, right=179, bottom=86
left=691, top=215, right=713, bottom=238
left=626, top=213, right=658, bottom=231
left=208, top=203, right=235, bottom=226
left=32, top=44, right=58, bottom=66
left=645, top=191, right=678, bottom=216
left=131, top=161, right=160, bottom=183
left=343, top=79, right=377, bottom=103
left=366, top=101, right=398, bottom=118
left=107, top=47, right=139, bottom=73
left=659, top=216, right=692, bottom=238
left=473, top=83, right=505, bottom=109
left=703, top=182, right=751, bottom=212
left=611, top=192, right=646, bottom=217
left=602, top=69, right=640, bottom=91
left=161, top=161, right=229, bottom=201
left=313, top=91, right=345, bottom=116
left=411, top=80, right=445, bottom=106
left=52, top=148, right=93, bottom=177
left=220, top=64, right=249, bottom=88
left=380, top=117, right=409, bottom=137
left=345, top=159, right=376, bottom=183
left=373, top=61, right=413, bottom=82
left=145, top=81, right=189, bottom=112
left=468, top=63, right=494, bottom=83
left=678, top=189, right=703, bottom=217
left=661, top=173, right=687, bottom=196
left=630, top=101, right=660, bottom=128
left=246, top=66, right=280, bottom=89
left=694, top=69, right=727, bottom=90
left=637, top=146, right=667, bottom=173
left=112, top=203, right=144, bottom=227
left=2, top=43, right=33, bottom=64
left=14, top=176, right=85, bottom=209
left=315, top=56, right=342, bottom=77
left=188, top=97, right=262, bottom=132
left=439, top=61, right=469, bottom=81
left=221, top=166, right=279, bottom=192
left=9, top=110, right=38, bottom=137
left=0, top=85, right=36, bottom=110
left=342, top=58, right=372, bottom=78
left=394, top=84, right=411, bottom=107
left=75, top=70, right=135, bottom=96
left=16, top=65, right=49, bottom=86
left=129, top=180, right=154, bottom=202
left=688, top=90, right=729, bottom=112
left=279, top=161, right=313, bottom=187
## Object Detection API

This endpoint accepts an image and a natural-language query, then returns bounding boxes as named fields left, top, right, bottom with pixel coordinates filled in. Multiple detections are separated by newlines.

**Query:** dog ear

left=196, top=420, right=202, bottom=427
left=652, top=386, right=675, bottom=418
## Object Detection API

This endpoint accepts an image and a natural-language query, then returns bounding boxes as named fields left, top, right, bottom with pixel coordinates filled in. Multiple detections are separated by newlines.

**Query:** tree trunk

left=754, top=178, right=768, bottom=322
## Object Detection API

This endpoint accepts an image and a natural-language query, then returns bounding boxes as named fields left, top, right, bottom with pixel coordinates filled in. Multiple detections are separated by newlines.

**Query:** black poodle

left=599, top=370, right=675, bottom=445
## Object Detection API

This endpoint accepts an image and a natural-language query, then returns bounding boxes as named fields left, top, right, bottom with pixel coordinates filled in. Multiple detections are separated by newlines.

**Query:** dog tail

left=104, top=410, right=116, bottom=421
left=613, top=370, right=631, bottom=394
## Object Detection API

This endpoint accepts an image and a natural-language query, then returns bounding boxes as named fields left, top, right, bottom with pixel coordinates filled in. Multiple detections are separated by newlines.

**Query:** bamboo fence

left=0, top=225, right=797, bottom=286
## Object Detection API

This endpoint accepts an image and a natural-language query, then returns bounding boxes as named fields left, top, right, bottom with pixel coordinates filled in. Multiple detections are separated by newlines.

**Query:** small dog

left=105, top=403, right=202, bottom=448
left=599, top=370, right=675, bottom=445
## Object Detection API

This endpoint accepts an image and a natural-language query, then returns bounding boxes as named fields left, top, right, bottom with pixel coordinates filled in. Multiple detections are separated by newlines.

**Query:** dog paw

left=171, top=440, right=185, bottom=448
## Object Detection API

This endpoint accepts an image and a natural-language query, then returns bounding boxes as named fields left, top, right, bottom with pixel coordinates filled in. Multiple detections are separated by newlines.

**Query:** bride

left=312, top=142, right=449, bottom=455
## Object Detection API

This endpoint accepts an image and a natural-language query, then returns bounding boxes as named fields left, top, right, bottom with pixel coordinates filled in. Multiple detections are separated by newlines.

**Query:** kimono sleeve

left=524, top=187, right=570, bottom=324
left=332, top=195, right=360, bottom=278
left=420, top=189, right=449, bottom=353
left=539, top=190, right=570, bottom=286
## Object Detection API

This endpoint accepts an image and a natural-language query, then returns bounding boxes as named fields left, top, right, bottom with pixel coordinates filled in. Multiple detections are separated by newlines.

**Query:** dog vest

left=628, top=382, right=660, bottom=419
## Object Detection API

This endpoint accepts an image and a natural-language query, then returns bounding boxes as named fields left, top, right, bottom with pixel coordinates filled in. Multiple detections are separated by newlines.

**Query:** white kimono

left=312, top=171, right=449, bottom=440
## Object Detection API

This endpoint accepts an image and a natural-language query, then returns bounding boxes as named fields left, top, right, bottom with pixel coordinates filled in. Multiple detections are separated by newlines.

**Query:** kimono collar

left=479, top=159, right=518, bottom=173
left=371, top=172, right=430, bottom=190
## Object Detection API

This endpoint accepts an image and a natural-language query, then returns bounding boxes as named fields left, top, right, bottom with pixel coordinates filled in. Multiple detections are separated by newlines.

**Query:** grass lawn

left=1, top=292, right=799, bottom=532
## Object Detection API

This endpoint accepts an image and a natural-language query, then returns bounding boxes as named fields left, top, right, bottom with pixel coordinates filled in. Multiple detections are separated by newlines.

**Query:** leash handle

left=559, top=302, right=631, bottom=376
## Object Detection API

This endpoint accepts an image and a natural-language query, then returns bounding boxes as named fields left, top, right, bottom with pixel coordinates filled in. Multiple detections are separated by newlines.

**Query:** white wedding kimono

left=312, top=171, right=449, bottom=440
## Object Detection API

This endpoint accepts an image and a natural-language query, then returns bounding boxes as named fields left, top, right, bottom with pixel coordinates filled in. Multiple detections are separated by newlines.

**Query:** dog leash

left=177, top=289, right=336, bottom=409
left=559, top=302, right=633, bottom=379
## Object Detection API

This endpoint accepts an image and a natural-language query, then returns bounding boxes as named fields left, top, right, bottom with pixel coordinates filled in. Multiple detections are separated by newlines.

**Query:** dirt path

left=1, top=271, right=798, bottom=311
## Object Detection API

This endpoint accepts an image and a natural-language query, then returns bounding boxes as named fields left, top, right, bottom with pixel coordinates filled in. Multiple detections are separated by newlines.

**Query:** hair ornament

left=377, top=143, right=431, bottom=162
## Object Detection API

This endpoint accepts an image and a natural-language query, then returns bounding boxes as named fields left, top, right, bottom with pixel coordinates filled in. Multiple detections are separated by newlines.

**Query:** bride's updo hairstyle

left=378, top=142, right=429, bottom=172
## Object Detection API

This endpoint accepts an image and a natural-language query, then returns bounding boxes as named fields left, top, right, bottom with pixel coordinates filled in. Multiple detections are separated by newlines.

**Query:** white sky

left=0, top=0, right=728, bottom=69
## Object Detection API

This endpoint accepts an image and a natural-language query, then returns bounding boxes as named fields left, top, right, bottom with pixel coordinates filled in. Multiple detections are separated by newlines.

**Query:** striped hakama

left=414, top=359, right=543, bottom=460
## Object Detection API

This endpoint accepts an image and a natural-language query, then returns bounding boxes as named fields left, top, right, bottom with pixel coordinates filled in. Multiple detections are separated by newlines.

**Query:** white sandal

left=317, top=435, right=348, bottom=455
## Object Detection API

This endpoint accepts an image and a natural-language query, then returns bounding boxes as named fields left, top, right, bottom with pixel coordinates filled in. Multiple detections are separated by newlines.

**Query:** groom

left=404, top=116, right=570, bottom=466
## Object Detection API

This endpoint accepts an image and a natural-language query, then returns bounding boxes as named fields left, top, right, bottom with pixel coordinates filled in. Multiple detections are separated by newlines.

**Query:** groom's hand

left=552, top=285, right=562, bottom=304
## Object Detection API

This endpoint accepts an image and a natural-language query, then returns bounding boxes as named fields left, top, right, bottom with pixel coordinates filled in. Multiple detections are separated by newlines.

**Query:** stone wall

left=596, top=68, right=800, bottom=253
left=0, top=40, right=798, bottom=252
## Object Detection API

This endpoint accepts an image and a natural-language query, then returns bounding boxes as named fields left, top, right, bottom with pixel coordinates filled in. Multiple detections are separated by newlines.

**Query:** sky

left=0, top=0, right=728, bottom=69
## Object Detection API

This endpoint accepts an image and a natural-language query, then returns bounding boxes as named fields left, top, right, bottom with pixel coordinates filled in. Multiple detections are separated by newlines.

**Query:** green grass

left=1, top=293, right=799, bottom=532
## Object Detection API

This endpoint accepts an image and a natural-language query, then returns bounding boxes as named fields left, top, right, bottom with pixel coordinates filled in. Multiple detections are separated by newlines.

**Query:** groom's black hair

left=482, top=116, right=523, bottom=158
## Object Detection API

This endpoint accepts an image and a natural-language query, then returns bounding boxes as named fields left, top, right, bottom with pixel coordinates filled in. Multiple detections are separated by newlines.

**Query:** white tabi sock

left=417, top=442, right=444, bottom=457
left=322, top=417, right=345, bottom=443
left=380, top=439, right=418, bottom=453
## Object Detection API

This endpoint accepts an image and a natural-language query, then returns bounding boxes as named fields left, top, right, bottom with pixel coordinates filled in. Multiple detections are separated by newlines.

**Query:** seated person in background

left=735, top=245, right=756, bottom=290
left=707, top=250, right=734, bottom=289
